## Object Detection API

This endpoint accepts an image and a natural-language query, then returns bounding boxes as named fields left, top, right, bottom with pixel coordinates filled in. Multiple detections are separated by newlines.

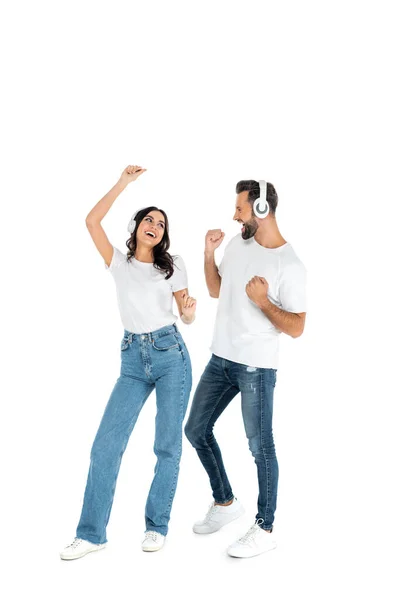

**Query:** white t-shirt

left=210, top=234, right=307, bottom=369
left=105, top=247, right=188, bottom=334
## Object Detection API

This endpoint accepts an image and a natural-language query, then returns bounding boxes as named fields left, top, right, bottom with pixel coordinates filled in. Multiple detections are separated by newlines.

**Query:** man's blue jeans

left=76, top=323, right=192, bottom=543
left=185, top=353, right=278, bottom=531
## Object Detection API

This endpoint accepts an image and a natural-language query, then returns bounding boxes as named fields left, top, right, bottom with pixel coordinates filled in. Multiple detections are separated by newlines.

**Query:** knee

left=154, top=444, right=182, bottom=462
left=184, top=421, right=196, bottom=445
left=90, top=432, right=123, bottom=463
left=185, top=421, right=206, bottom=448
left=248, top=433, right=276, bottom=460
left=90, top=435, right=106, bottom=460
left=89, top=443, right=106, bottom=467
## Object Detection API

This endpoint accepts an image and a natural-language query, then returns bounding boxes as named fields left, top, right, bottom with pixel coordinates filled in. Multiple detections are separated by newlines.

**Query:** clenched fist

left=205, top=229, right=225, bottom=254
left=246, top=276, right=269, bottom=307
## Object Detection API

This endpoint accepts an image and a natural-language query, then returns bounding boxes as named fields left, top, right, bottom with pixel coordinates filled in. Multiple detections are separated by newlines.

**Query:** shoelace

left=238, top=518, right=264, bottom=544
left=203, top=502, right=218, bottom=523
left=67, top=538, right=83, bottom=549
left=145, top=531, right=159, bottom=542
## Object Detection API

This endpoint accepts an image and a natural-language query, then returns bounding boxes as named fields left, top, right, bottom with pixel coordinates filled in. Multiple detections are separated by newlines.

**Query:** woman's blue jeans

left=76, top=323, right=192, bottom=543
left=185, top=353, right=278, bottom=531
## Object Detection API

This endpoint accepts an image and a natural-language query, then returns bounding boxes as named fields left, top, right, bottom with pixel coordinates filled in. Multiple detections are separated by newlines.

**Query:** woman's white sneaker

left=193, top=498, right=245, bottom=534
left=227, top=519, right=277, bottom=558
left=141, top=530, right=165, bottom=552
left=60, top=537, right=107, bottom=560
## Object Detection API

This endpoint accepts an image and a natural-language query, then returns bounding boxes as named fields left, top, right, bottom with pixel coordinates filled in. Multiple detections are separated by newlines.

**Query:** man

left=185, top=179, right=307, bottom=558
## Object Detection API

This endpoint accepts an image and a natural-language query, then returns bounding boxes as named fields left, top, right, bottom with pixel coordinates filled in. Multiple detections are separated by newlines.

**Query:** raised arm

left=204, top=229, right=225, bottom=298
left=85, top=165, right=147, bottom=266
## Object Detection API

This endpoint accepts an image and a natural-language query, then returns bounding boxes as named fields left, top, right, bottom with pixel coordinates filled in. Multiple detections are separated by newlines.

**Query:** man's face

left=233, top=191, right=258, bottom=239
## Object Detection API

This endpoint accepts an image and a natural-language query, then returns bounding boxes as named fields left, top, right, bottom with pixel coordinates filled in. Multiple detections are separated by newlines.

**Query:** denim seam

left=146, top=350, right=187, bottom=535
left=101, top=448, right=124, bottom=541
left=260, top=371, right=271, bottom=529
left=165, top=347, right=186, bottom=518
left=152, top=340, right=180, bottom=351
left=152, top=339, right=190, bottom=533
left=259, top=371, right=274, bottom=530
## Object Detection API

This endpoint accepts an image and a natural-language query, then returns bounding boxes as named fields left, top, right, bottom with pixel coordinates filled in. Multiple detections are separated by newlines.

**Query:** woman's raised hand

left=119, top=165, right=147, bottom=186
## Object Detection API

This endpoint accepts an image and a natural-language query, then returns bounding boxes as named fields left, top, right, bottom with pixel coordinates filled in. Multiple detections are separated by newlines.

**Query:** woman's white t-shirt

left=105, top=247, right=188, bottom=334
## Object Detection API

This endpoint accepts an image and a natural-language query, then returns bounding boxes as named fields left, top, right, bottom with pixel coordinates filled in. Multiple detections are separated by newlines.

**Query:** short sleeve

left=217, top=233, right=238, bottom=277
left=217, top=254, right=225, bottom=277
left=278, top=261, right=307, bottom=313
left=217, top=236, right=235, bottom=276
left=104, top=246, right=127, bottom=272
left=169, top=255, right=188, bottom=292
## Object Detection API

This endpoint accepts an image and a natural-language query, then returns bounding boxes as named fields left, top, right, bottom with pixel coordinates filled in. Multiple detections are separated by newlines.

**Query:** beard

left=241, top=218, right=258, bottom=240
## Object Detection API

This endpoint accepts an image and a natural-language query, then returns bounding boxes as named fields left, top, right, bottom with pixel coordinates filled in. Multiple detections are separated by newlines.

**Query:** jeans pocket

left=121, top=336, right=130, bottom=351
left=268, top=368, right=277, bottom=387
left=152, top=333, right=180, bottom=351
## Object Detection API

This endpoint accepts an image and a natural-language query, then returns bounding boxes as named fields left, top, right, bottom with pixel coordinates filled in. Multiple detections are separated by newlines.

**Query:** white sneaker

left=227, top=519, right=277, bottom=558
left=60, top=537, right=107, bottom=560
left=141, top=530, right=165, bottom=552
left=193, top=498, right=245, bottom=534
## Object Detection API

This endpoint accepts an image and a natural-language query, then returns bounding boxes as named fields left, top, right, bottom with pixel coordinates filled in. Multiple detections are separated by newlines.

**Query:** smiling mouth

left=145, top=231, right=156, bottom=238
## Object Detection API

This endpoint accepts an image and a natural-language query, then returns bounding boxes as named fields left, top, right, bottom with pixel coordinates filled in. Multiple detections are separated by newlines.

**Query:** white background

left=1, top=1, right=399, bottom=598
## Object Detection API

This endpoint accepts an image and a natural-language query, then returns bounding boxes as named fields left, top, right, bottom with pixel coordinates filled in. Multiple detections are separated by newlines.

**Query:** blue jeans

left=185, top=353, right=278, bottom=531
left=76, top=323, right=192, bottom=543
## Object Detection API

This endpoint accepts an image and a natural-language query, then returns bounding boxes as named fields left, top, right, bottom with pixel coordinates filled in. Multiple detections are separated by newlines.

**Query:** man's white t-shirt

left=210, top=234, right=307, bottom=369
left=105, top=247, right=188, bottom=334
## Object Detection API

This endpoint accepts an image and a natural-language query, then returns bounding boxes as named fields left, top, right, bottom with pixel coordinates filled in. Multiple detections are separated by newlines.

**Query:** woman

left=60, top=165, right=196, bottom=560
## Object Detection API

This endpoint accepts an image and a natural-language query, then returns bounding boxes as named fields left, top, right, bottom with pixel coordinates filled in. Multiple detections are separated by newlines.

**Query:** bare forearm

left=204, top=251, right=221, bottom=298
left=86, top=179, right=127, bottom=224
left=258, top=298, right=304, bottom=338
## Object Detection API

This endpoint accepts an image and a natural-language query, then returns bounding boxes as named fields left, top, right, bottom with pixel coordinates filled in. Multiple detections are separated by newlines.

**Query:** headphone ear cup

left=127, top=206, right=147, bottom=233
left=127, top=215, right=136, bottom=233
left=254, top=200, right=270, bottom=218
left=254, top=180, right=270, bottom=218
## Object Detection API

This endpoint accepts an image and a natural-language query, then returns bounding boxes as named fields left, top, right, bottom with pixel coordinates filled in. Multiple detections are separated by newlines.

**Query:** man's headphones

left=253, top=180, right=270, bottom=219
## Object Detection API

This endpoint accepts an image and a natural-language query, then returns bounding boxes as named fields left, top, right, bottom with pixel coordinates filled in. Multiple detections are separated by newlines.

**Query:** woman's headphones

left=127, top=206, right=147, bottom=233
left=253, top=180, right=270, bottom=219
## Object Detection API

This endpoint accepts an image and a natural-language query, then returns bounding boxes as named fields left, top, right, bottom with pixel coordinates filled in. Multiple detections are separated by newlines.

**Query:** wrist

left=257, top=296, right=271, bottom=311
left=204, top=250, right=215, bottom=260
left=181, top=313, right=195, bottom=324
left=116, top=178, right=129, bottom=190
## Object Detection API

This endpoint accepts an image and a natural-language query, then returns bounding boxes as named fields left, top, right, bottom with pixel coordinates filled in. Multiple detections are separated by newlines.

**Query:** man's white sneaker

left=227, top=519, right=277, bottom=558
left=141, top=530, right=165, bottom=552
left=60, top=537, right=107, bottom=560
left=193, top=498, right=245, bottom=534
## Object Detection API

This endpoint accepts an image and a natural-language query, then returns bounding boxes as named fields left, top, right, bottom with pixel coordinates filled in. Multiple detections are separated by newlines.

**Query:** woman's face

left=137, top=210, right=166, bottom=247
